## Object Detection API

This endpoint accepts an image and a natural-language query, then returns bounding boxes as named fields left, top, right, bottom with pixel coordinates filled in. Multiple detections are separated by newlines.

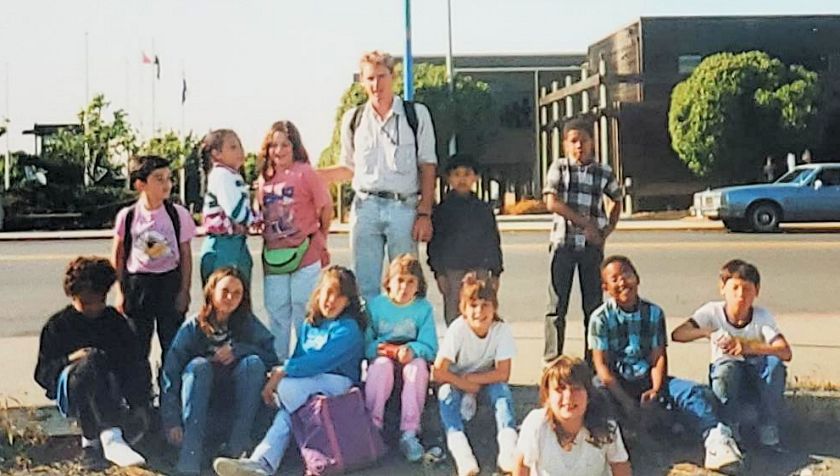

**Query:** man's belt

left=358, top=189, right=416, bottom=201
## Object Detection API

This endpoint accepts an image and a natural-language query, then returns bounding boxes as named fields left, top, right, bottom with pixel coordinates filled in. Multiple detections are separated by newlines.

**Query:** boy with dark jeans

left=112, top=155, right=196, bottom=380
left=542, top=119, right=621, bottom=362
left=589, top=255, right=744, bottom=473
left=428, top=153, right=503, bottom=324
left=35, top=257, right=150, bottom=469
left=672, top=259, right=792, bottom=448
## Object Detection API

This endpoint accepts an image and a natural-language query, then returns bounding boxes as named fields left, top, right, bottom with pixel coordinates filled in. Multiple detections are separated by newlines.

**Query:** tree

left=318, top=63, right=497, bottom=168
left=669, top=51, right=820, bottom=180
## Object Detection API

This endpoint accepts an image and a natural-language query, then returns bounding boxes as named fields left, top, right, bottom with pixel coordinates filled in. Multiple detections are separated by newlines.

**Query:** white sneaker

left=446, top=431, right=479, bottom=476
left=399, top=431, right=425, bottom=463
left=759, top=424, right=780, bottom=447
left=704, top=423, right=743, bottom=472
left=496, top=427, right=518, bottom=473
left=460, top=393, right=477, bottom=422
left=99, top=427, right=145, bottom=467
left=213, top=457, right=270, bottom=476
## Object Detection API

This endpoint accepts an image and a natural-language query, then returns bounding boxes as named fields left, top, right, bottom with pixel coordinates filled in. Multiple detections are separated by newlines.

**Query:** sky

left=1, top=0, right=838, bottom=160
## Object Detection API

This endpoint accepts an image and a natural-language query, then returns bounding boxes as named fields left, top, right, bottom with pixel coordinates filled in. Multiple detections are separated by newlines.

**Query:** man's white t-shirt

left=691, top=301, right=782, bottom=364
left=517, top=408, right=629, bottom=476
left=437, top=318, right=516, bottom=374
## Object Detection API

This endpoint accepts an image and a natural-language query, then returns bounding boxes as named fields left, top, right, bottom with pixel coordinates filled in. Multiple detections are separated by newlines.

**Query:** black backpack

left=122, top=200, right=182, bottom=269
left=349, top=100, right=421, bottom=155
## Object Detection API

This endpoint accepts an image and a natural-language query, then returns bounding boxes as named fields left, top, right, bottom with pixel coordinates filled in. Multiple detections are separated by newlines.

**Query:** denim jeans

left=264, top=261, right=322, bottom=361
left=249, top=373, right=353, bottom=473
left=177, top=355, right=266, bottom=474
left=350, top=195, right=418, bottom=300
left=600, top=375, right=722, bottom=438
left=710, top=356, right=786, bottom=427
left=437, top=382, right=516, bottom=434
left=200, top=234, right=254, bottom=286
left=544, top=245, right=604, bottom=363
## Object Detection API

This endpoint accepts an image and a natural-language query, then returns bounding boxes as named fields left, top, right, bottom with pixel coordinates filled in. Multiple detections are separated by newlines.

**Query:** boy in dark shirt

left=428, top=154, right=503, bottom=324
left=34, top=257, right=151, bottom=469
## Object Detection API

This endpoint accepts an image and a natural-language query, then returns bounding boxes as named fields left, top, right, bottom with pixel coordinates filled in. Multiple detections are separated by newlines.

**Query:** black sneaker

left=80, top=446, right=110, bottom=471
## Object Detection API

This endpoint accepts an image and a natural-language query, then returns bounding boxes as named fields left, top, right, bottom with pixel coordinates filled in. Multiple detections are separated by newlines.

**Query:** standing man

left=319, top=51, right=437, bottom=299
left=543, top=119, right=621, bottom=363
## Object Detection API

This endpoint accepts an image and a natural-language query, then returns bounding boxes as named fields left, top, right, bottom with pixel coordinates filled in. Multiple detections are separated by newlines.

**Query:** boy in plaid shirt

left=542, top=119, right=622, bottom=362
left=589, top=255, right=744, bottom=473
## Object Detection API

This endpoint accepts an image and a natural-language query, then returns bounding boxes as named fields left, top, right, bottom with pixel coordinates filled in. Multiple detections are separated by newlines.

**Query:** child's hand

left=175, top=289, right=190, bottom=314
left=166, top=426, right=183, bottom=446
left=377, top=343, right=401, bottom=360
left=396, top=346, right=414, bottom=364
left=262, top=367, right=285, bottom=407
left=68, top=347, right=93, bottom=363
left=639, top=389, right=659, bottom=405
left=212, top=344, right=235, bottom=366
left=720, top=336, right=745, bottom=356
left=115, top=290, right=126, bottom=315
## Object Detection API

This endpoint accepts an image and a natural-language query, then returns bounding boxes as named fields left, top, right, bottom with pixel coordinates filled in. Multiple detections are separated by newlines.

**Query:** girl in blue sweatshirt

left=160, top=267, right=278, bottom=476
left=364, top=254, right=438, bottom=463
left=213, top=265, right=366, bottom=476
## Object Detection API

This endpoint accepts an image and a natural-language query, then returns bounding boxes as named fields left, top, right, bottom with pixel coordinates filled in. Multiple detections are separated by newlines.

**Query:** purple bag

left=291, top=387, right=387, bottom=476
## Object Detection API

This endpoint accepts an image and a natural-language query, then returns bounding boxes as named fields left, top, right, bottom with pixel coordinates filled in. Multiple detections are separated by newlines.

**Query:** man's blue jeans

left=710, top=356, right=786, bottom=427
left=350, top=195, right=418, bottom=300
left=177, top=355, right=266, bottom=474
left=437, top=383, right=516, bottom=434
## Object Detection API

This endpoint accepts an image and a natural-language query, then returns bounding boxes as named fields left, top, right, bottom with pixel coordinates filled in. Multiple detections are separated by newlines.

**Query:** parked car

left=692, top=163, right=840, bottom=232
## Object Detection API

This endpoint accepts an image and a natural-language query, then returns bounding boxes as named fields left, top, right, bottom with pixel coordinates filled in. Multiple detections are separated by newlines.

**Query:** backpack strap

left=348, top=101, right=422, bottom=156
left=164, top=200, right=182, bottom=271
left=122, top=206, right=136, bottom=267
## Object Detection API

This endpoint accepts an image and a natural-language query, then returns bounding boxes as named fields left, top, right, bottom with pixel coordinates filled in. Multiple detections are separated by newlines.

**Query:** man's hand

left=212, top=344, right=235, bottom=366
left=412, top=215, right=433, bottom=242
left=583, top=222, right=604, bottom=247
left=175, top=289, right=190, bottom=314
left=396, top=346, right=414, bottom=365
left=68, top=347, right=93, bottom=363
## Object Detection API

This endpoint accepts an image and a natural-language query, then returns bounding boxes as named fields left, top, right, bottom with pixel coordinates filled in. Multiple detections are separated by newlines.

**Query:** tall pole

left=4, top=63, right=10, bottom=191
left=151, top=41, right=157, bottom=137
left=83, top=32, right=91, bottom=187
left=403, top=0, right=414, bottom=101
left=445, top=0, right=457, bottom=155
left=179, top=62, right=186, bottom=204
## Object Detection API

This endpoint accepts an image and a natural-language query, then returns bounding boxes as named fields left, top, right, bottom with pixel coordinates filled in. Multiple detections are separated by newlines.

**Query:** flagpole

left=4, top=63, right=10, bottom=192
left=83, top=31, right=91, bottom=187
left=179, top=62, right=186, bottom=204
left=151, top=40, right=156, bottom=137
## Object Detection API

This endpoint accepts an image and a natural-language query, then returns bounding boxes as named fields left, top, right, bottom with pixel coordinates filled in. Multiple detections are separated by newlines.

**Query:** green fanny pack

left=262, top=237, right=310, bottom=275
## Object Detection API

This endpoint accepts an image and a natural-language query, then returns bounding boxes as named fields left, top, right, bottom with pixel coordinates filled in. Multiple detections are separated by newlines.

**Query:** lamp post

left=446, top=0, right=457, bottom=155
left=403, top=0, right=414, bottom=101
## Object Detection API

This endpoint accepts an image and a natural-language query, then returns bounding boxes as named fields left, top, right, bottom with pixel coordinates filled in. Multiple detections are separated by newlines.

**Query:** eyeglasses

left=381, top=116, right=400, bottom=146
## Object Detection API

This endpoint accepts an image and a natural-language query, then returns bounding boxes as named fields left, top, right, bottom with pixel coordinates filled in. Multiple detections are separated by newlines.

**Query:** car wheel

left=748, top=202, right=781, bottom=233
left=723, top=218, right=749, bottom=232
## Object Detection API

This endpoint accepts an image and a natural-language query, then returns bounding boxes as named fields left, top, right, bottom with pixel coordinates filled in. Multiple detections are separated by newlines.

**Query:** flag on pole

left=154, top=55, right=160, bottom=80
left=141, top=51, right=152, bottom=64
left=181, top=77, right=187, bottom=104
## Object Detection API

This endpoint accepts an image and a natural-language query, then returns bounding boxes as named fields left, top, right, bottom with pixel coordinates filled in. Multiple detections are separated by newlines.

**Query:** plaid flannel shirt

left=588, top=298, right=667, bottom=381
left=543, top=158, right=621, bottom=250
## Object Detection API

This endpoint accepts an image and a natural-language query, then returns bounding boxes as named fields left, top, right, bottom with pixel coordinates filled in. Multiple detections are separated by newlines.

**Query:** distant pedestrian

left=428, top=153, right=503, bottom=324
left=35, top=257, right=149, bottom=470
left=542, top=119, right=622, bottom=363
left=786, top=152, right=796, bottom=173
left=802, top=148, right=813, bottom=164
left=200, top=129, right=256, bottom=285
left=317, top=50, right=438, bottom=300
left=763, top=156, right=776, bottom=182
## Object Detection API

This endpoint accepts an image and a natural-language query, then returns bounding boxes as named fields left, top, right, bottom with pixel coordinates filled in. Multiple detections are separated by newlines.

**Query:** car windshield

left=775, top=168, right=813, bottom=185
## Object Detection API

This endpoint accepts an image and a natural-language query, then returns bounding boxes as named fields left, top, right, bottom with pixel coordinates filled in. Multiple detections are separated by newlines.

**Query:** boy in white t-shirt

left=672, top=259, right=792, bottom=449
left=432, top=273, right=517, bottom=476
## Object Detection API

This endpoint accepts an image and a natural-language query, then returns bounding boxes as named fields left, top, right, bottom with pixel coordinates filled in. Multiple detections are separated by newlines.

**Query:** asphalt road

left=1, top=230, right=839, bottom=338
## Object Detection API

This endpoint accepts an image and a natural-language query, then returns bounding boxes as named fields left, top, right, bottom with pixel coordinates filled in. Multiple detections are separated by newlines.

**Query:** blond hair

left=359, top=50, right=395, bottom=75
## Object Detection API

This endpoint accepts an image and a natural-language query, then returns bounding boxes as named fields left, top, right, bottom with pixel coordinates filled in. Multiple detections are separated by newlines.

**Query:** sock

left=81, top=435, right=100, bottom=449
left=100, top=427, right=146, bottom=467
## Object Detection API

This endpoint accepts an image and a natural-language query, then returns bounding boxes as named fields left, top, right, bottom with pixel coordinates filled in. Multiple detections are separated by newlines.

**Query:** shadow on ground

left=3, top=386, right=839, bottom=476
